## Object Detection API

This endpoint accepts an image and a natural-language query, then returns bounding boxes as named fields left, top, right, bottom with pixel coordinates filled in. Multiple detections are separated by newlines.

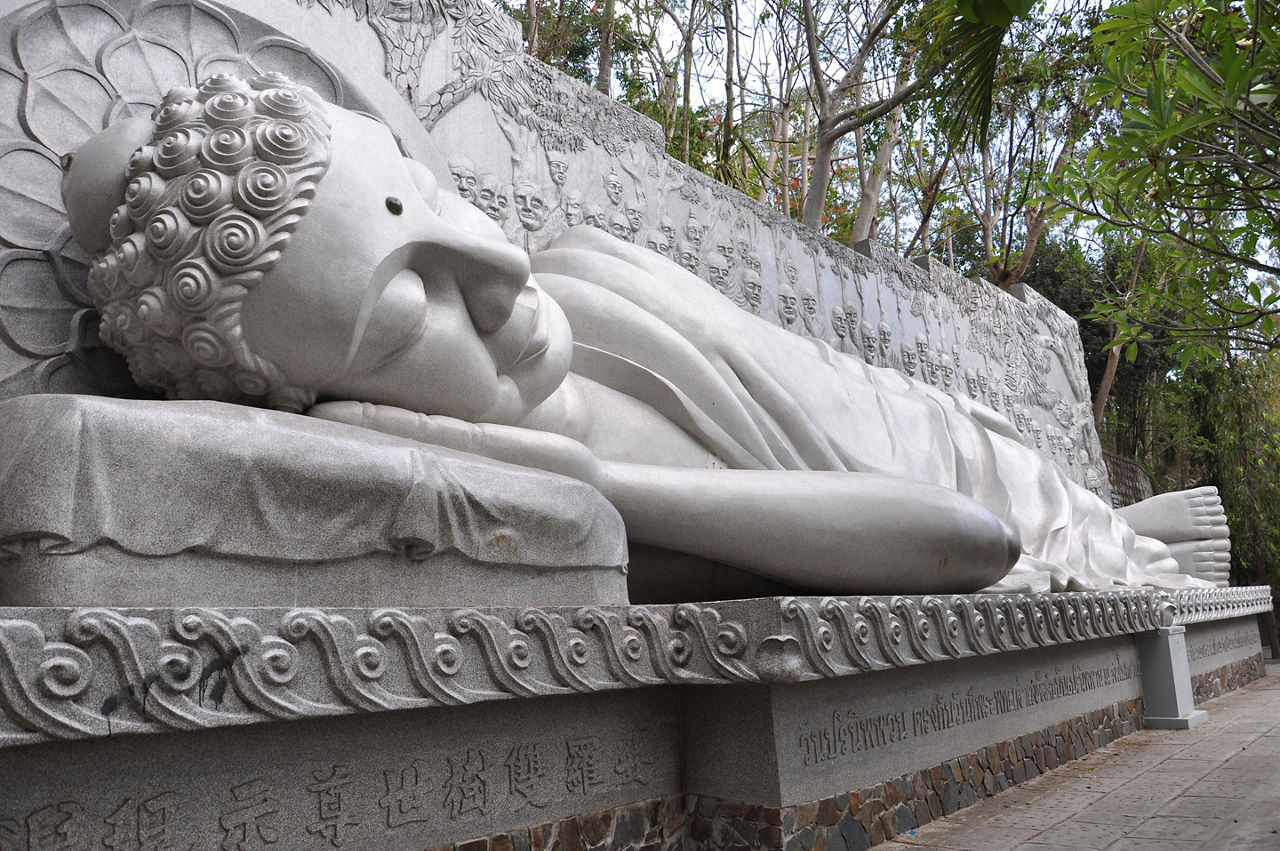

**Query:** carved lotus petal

left=15, top=1, right=125, bottom=74
left=100, top=33, right=191, bottom=107
left=0, top=249, right=75, bottom=357
left=248, top=38, right=340, bottom=105
left=0, top=145, right=65, bottom=250
left=21, top=67, right=113, bottom=156
left=0, top=69, right=25, bottom=137
left=133, top=1, right=242, bottom=66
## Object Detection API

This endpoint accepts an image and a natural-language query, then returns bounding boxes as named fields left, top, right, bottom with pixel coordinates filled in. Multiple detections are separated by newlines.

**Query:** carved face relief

left=777, top=285, right=799, bottom=324
left=860, top=322, right=876, bottom=357
left=977, top=373, right=990, bottom=395
left=548, top=156, right=568, bottom=186
left=476, top=174, right=509, bottom=223
left=965, top=369, right=980, bottom=398
left=562, top=193, right=584, bottom=226
left=844, top=304, right=859, bottom=330
left=583, top=205, right=606, bottom=229
left=625, top=203, right=643, bottom=233
left=878, top=322, right=892, bottom=348
left=743, top=271, right=763, bottom=307
left=685, top=214, right=704, bottom=246
left=604, top=171, right=623, bottom=206
left=735, top=234, right=751, bottom=261
left=746, top=251, right=762, bottom=273
left=707, top=253, right=731, bottom=292
left=915, top=333, right=929, bottom=362
left=830, top=307, right=848, bottom=338
left=800, top=289, right=819, bottom=318
left=240, top=109, right=573, bottom=425
left=643, top=230, right=670, bottom=256
left=677, top=242, right=700, bottom=273
left=660, top=216, right=676, bottom=243
left=784, top=259, right=798, bottom=285
left=940, top=356, right=955, bottom=389
left=607, top=212, right=632, bottom=240
left=513, top=182, right=548, bottom=231
left=925, top=354, right=940, bottom=385
left=448, top=155, right=477, bottom=201
left=714, top=237, right=735, bottom=262
left=901, top=344, right=918, bottom=376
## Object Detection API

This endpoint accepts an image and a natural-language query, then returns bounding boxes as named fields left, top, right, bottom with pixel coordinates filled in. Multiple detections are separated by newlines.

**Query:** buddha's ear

left=62, top=116, right=154, bottom=253
left=433, top=190, right=528, bottom=331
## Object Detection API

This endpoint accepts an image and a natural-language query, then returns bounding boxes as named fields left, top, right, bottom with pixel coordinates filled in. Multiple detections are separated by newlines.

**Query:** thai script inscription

left=798, top=655, right=1141, bottom=766
left=1187, top=628, right=1258, bottom=662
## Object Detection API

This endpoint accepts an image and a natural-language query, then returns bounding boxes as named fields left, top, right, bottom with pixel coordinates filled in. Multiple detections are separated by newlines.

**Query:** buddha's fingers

left=307, top=400, right=604, bottom=487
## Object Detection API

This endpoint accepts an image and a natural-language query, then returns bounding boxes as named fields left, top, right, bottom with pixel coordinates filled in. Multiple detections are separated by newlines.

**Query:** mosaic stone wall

left=1191, top=653, right=1267, bottom=705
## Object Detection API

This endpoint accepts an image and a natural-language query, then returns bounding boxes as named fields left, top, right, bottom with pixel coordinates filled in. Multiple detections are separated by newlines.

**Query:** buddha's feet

left=1167, top=538, right=1231, bottom=588
left=1115, top=485, right=1229, bottom=544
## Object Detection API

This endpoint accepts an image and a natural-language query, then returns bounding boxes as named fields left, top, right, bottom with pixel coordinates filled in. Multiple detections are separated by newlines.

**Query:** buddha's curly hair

left=85, top=72, right=333, bottom=412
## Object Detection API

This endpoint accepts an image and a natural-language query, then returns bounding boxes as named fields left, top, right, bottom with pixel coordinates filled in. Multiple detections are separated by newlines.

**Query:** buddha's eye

left=385, top=197, right=403, bottom=215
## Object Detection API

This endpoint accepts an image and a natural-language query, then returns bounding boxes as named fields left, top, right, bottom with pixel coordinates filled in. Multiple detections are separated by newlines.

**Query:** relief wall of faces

left=391, top=3, right=1109, bottom=499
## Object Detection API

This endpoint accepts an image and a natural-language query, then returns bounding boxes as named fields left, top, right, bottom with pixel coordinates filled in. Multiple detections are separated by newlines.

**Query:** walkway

left=881, top=664, right=1280, bottom=850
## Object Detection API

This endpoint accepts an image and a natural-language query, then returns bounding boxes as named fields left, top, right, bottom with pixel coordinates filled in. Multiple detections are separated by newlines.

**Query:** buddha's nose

left=408, top=223, right=531, bottom=332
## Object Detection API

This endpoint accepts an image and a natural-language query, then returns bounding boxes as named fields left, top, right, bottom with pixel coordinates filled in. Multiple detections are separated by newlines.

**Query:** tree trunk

left=680, top=3, right=694, bottom=162
left=715, top=0, right=735, bottom=182
left=847, top=101, right=904, bottom=242
left=799, top=107, right=810, bottom=220
left=596, top=0, right=614, bottom=94
left=525, top=0, right=539, bottom=54
left=779, top=98, right=791, bottom=214
left=1094, top=240, right=1147, bottom=428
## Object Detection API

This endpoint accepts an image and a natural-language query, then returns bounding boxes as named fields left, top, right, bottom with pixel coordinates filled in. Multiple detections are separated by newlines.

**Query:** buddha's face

left=241, top=109, right=572, bottom=424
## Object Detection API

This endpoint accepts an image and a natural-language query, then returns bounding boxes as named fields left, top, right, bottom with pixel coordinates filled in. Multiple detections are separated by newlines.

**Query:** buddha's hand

left=307, top=401, right=605, bottom=490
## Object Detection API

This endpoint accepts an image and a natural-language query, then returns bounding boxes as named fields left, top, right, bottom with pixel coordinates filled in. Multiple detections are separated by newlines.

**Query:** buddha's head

left=62, top=73, right=572, bottom=425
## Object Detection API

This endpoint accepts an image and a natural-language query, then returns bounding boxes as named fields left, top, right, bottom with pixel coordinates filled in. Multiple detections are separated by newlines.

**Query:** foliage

left=1049, top=0, right=1280, bottom=357
left=1145, top=355, right=1280, bottom=589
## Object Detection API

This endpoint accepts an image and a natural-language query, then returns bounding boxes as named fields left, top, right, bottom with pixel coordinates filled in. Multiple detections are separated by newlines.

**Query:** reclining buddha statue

left=57, top=72, right=1228, bottom=598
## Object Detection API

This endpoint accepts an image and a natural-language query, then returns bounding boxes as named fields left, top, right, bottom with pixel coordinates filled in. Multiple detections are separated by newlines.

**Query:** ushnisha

left=62, top=73, right=1228, bottom=595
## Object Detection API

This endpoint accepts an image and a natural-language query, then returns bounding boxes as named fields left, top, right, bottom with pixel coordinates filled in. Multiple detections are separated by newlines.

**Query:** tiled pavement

left=880, top=664, right=1280, bottom=850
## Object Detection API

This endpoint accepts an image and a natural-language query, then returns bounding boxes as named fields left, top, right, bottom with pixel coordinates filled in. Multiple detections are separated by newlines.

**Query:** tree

left=1050, top=0, right=1280, bottom=356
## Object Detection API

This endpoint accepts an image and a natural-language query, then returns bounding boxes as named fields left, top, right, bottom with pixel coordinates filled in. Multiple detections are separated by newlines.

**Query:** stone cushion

left=0, top=394, right=628, bottom=606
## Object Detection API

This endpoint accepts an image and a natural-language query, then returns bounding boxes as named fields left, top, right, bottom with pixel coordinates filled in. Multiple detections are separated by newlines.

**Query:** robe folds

left=531, top=227, right=1200, bottom=592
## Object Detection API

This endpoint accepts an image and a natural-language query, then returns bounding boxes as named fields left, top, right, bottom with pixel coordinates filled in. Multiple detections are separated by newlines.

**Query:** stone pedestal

left=1137, top=626, right=1207, bottom=729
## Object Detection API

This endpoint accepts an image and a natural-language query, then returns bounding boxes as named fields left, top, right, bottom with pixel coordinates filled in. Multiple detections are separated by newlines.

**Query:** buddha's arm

left=309, top=401, right=1020, bottom=594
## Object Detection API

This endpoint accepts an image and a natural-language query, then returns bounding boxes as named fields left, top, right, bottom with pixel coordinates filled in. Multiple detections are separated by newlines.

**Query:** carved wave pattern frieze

left=2, top=589, right=1261, bottom=747
left=1161, top=586, right=1274, bottom=626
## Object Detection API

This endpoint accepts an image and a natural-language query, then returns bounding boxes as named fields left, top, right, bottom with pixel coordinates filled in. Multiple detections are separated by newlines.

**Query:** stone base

left=1143, top=709, right=1208, bottom=730
left=0, top=589, right=1269, bottom=849
left=416, top=697, right=1147, bottom=851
